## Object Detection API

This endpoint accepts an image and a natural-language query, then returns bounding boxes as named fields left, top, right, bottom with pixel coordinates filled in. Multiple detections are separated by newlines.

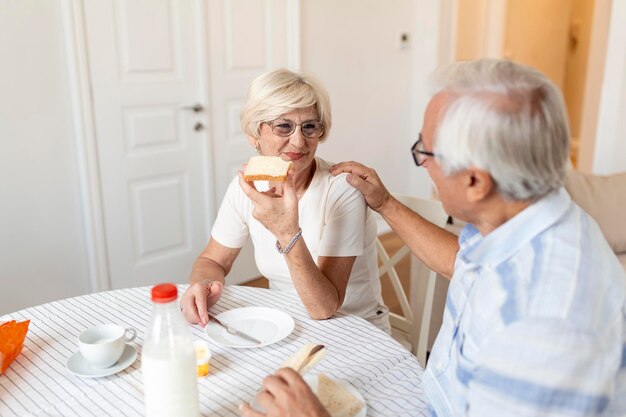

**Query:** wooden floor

left=243, top=232, right=409, bottom=315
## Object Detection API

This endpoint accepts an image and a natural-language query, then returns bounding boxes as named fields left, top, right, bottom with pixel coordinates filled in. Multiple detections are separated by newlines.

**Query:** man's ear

left=465, top=168, right=494, bottom=203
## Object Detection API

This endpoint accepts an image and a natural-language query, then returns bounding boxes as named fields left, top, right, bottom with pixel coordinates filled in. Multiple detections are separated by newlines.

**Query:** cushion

left=564, top=170, right=626, bottom=253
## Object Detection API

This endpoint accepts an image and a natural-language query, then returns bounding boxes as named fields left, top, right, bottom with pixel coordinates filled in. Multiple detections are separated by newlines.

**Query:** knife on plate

left=208, top=314, right=262, bottom=344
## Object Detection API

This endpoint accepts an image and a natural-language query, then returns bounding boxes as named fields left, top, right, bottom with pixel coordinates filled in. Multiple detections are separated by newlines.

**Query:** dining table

left=0, top=285, right=429, bottom=416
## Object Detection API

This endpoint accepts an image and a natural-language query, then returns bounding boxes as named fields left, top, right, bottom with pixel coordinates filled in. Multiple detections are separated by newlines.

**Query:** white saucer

left=67, top=344, right=137, bottom=378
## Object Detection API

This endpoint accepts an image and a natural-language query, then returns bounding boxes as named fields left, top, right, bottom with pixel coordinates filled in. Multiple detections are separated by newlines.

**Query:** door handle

left=180, top=103, right=204, bottom=112
left=194, top=122, right=205, bottom=132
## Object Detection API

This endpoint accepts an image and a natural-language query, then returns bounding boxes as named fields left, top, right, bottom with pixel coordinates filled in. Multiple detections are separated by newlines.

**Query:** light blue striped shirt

left=422, top=188, right=626, bottom=416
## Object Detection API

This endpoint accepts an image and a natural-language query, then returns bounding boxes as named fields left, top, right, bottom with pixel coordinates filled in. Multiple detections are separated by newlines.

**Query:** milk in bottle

left=142, top=283, right=200, bottom=417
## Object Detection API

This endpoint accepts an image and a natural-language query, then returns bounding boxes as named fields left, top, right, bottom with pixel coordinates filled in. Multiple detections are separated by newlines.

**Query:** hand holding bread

left=241, top=367, right=331, bottom=417
left=280, top=344, right=364, bottom=417
left=238, top=156, right=300, bottom=244
left=241, top=343, right=364, bottom=417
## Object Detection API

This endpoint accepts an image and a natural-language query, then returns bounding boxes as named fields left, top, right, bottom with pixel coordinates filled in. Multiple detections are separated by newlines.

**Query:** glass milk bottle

left=142, top=283, right=200, bottom=417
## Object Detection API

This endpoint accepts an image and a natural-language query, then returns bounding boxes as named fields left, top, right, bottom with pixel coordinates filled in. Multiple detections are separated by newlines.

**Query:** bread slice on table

left=243, top=156, right=292, bottom=181
left=281, top=343, right=326, bottom=374
left=317, top=373, right=364, bottom=417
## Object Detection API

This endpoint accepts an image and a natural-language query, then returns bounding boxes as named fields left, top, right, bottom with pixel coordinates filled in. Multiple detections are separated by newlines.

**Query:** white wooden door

left=206, top=0, right=298, bottom=283
left=207, top=0, right=298, bottom=199
left=83, top=0, right=213, bottom=289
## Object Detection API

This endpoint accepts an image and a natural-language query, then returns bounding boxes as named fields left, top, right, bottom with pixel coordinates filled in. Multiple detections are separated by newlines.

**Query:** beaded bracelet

left=275, top=228, right=303, bottom=254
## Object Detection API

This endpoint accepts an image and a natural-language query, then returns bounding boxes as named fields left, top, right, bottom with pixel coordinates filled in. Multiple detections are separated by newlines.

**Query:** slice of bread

left=281, top=343, right=326, bottom=374
left=317, top=374, right=364, bottom=417
left=243, top=156, right=292, bottom=182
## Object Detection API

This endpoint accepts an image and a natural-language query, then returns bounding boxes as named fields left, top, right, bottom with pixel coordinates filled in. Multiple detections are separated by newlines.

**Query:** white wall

left=591, top=0, right=626, bottom=175
left=300, top=0, right=432, bottom=198
left=0, top=0, right=90, bottom=314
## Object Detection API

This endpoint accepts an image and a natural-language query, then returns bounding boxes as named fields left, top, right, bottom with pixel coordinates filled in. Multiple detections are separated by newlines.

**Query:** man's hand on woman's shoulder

left=330, top=161, right=392, bottom=213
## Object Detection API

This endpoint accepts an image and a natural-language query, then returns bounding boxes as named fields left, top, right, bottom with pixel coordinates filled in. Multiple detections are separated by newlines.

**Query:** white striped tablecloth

left=0, top=285, right=428, bottom=416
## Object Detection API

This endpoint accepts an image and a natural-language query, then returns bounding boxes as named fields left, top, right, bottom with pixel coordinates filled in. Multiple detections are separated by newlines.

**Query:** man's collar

left=459, top=188, right=571, bottom=267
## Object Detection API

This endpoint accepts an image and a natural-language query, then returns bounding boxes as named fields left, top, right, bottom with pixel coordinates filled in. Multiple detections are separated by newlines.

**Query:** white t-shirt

left=212, top=157, right=389, bottom=332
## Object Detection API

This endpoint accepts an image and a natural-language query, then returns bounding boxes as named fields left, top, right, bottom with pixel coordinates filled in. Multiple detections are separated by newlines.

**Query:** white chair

left=376, top=195, right=449, bottom=367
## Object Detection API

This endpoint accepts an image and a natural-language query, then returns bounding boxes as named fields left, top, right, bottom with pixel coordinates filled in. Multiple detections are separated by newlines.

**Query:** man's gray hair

left=430, top=59, right=570, bottom=201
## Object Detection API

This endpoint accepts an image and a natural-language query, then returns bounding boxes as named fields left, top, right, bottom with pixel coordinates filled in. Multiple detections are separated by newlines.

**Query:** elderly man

left=240, top=59, right=626, bottom=417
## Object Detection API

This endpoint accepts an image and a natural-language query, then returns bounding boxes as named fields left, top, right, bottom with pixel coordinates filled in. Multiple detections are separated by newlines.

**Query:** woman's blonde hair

left=240, top=69, right=332, bottom=141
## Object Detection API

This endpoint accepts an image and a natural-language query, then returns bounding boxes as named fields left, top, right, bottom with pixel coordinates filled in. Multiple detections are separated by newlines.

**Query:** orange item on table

left=0, top=320, right=30, bottom=374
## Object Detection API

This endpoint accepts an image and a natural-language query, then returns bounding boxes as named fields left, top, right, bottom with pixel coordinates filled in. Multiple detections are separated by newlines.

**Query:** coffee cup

left=78, top=324, right=137, bottom=368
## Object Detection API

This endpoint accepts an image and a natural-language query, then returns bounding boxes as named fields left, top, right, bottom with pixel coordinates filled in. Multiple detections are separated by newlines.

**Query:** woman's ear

left=465, top=168, right=494, bottom=203
left=246, top=135, right=260, bottom=153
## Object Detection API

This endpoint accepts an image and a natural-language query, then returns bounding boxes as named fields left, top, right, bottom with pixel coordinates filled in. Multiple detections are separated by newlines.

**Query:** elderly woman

left=180, top=69, right=389, bottom=332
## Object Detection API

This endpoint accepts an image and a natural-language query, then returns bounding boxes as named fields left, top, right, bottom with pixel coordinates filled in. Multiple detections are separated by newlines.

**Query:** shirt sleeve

left=210, top=176, right=250, bottom=248
left=317, top=173, right=367, bottom=257
left=466, top=317, right=622, bottom=417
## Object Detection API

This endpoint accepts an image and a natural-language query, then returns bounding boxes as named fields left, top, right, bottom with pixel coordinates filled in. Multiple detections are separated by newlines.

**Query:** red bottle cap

left=151, top=283, right=178, bottom=303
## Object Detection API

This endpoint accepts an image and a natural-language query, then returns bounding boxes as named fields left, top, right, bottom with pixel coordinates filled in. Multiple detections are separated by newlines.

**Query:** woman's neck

left=292, top=158, right=317, bottom=198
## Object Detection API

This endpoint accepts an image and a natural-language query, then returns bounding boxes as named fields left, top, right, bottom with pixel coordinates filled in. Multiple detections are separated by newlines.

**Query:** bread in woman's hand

left=243, top=156, right=292, bottom=181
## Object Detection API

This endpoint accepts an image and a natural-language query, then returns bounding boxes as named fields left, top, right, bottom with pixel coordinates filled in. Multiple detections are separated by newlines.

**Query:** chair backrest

left=376, top=195, right=449, bottom=366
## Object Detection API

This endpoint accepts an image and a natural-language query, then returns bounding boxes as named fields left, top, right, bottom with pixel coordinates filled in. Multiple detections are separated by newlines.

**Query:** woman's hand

left=180, top=280, right=223, bottom=326
left=239, top=368, right=330, bottom=417
left=238, top=171, right=300, bottom=244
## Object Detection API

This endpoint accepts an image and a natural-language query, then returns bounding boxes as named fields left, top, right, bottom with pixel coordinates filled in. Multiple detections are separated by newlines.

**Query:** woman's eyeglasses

left=411, top=134, right=436, bottom=166
left=266, top=119, right=324, bottom=139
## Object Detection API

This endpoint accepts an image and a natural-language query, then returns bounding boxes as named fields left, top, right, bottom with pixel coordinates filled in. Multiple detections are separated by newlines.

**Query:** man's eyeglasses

left=266, top=119, right=324, bottom=139
left=411, top=134, right=436, bottom=166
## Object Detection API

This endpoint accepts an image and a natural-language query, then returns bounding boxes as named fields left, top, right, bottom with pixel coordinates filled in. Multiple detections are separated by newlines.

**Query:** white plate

left=67, top=344, right=137, bottom=378
left=204, top=307, right=294, bottom=348
left=304, top=374, right=367, bottom=417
